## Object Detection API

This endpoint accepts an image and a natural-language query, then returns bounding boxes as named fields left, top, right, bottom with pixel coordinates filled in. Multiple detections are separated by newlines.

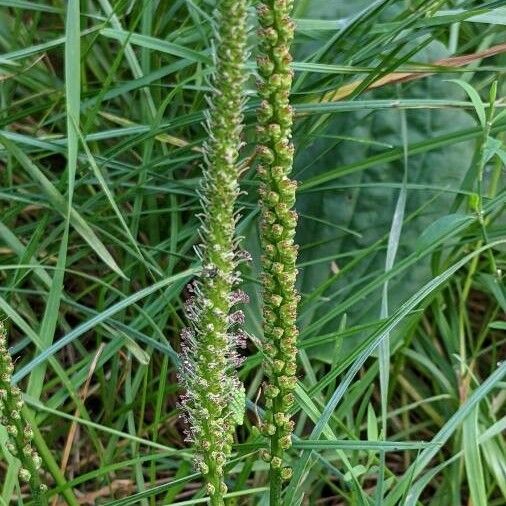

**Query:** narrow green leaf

left=27, top=0, right=81, bottom=401
left=464, top=407, right=487, bottom=506
left=0, top=0, right=61, bottom=11
left=293, top=439, right=437, bottom=451
left=415, top=213, right=472, bottom=252
left=0, top=134, right=126, bottom=278
left=12, top=268, right=197, bottom=383
left=385, top=362, right=506, bottom=505
left=100, top=28, right=210, bottom=64
left=285, top=240, right=506, bottom=504
left=447, top=79, right=486, bottom=127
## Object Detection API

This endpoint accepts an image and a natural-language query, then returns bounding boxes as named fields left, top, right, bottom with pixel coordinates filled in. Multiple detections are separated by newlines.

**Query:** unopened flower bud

left=19, top=468, right=31, bottom=483
left=281, top=466, right=293, bottom=480
left=271, top=456, right=282, bottom=469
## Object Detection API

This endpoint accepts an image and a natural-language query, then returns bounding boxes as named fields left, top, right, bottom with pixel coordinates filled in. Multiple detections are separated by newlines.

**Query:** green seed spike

left=0, top=321, right=47, bottom=505
left=176, top=1, right=249, bottom=505
left=256, top=0, right=298, bottom=503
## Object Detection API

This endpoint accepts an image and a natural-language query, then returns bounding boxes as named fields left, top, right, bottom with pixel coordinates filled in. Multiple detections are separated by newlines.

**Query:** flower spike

left=176, top=1, right=249, bottom=504
left=256, top=0, right=299, bottom=502
left=0, top=322, right=47, bottom=505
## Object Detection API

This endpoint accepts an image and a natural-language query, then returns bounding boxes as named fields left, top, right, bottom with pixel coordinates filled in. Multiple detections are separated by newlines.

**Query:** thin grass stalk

left=176, top=1, right=249, bottom=505
left=255, top=0, right=298, bottom=503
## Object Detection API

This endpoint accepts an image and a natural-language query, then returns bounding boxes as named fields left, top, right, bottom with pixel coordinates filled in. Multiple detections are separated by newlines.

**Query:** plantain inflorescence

left=256, top=0, right=299, bottom=501
left=0, top=322, right=47, bottom=505
left=177, top=0, right=249, bottom=504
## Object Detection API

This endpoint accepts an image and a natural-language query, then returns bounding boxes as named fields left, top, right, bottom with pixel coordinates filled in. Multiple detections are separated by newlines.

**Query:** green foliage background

left=0, top=0, right=505, bottom=504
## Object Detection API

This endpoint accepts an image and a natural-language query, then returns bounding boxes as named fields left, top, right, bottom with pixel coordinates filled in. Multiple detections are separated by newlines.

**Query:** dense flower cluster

left=0, top=322, right=47, bottom=505
left=256, top=0, right=299, bottom=500
left=177, top=0, right=249, bottom=504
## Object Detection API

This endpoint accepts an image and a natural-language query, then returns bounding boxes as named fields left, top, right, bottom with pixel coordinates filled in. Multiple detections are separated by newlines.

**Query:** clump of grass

left=255, top=0, right=299, bottom=502
left=176, top=0, right=249, bottom=504
left=0, top=322, right=47, bottom=505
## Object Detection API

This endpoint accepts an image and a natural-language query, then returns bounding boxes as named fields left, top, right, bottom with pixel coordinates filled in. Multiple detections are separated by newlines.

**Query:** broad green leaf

left=295, top=41, right=476, bottom=363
